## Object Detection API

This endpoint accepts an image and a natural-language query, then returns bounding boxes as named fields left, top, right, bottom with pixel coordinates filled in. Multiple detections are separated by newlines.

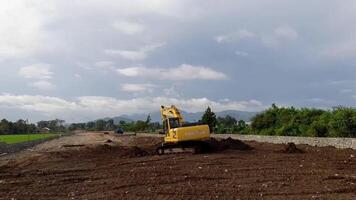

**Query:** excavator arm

left=160, top=105, right=184, bottom=125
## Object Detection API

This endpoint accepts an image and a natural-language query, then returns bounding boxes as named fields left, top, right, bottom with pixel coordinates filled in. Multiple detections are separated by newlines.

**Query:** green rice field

left=0, top=134, right=58, bottom=144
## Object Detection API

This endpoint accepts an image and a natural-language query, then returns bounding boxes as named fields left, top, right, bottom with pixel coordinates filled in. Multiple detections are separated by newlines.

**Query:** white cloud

left=215, top=29, right=256, bottom=43
left=80, top=0, right=201, bottom=19
left=216, top=26, right=298, bottom=47
left=105, top=43, right=164, bottom=60
left=112, top=20, right=145, bottom=35
left=18, top=63, right=55, bottom=90
left=120, top=83, right=157, bottom=92
left=94, top=61, right=114, bottom=68
left=93, top=61, right=116, bottom=72
left=0, top=94, right=265, bottom=122
left=0, top=1, right=57, bottom=60
left=31, top=80, right=56, bottom=90
left=321, top=40, right=356, bottom=60
left=163, top=85, right=182, bottom=98
left=105, top=49, right=146, bottom=60
left=305, top=98, right=333, bottom=104
left=235, top=51, right=248, bottom=57
left=274, top=25, right=299, bottom=40
left=117, top=64, right=228, bottom=80
left=18, top=64, right=53, bottom=79
left=261, top=25, right=298, bottom=48
left=340, top=89, right=353, bottom=94
left=0, top=94, right=77, bottom=113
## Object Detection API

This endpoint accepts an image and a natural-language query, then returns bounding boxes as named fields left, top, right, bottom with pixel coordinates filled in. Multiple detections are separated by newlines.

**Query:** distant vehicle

left=115, top=127, right=124, bottom=134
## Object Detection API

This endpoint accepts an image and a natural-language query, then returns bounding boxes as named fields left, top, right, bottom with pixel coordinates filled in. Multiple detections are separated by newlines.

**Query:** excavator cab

left=161, top=117, right=181, bottom=136
left=163, top=117, right=180, bottom=132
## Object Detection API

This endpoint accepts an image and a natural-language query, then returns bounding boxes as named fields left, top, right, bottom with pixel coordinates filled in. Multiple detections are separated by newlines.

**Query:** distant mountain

left=101, top=110, right=258, bottom=124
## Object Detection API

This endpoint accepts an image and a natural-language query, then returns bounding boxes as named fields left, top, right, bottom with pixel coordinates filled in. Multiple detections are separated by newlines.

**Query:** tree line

left=68, top=115, right=160, bottom=133
left=0, top=119, right=66, bottom=135
left=201, top=105, right=356, bottom=137
left=2, top=105, right=355, bottom=137
left=250, top=104, right=356, bottom=137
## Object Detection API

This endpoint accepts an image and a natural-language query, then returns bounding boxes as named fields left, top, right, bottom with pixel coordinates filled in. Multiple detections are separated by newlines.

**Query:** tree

left=95, top=120, right=106, bottom=131
left=106, top=119, right=115, bottom=130
left=201, top=107, right=217, bottom=133
left=0, top=119, right=11, bottom=135
left=145, top=114, right=151, bottom=124
left=86, top=121, right=95, bottom=130
left=217, top=115, right=237, bottom=128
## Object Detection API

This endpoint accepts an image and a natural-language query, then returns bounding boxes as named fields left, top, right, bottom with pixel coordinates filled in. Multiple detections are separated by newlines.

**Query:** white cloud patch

left=31, top=80, right=55, bottom=90
left=93, top=61, right=115, bottom=72
left=120, top=83, right=157, bottom=92
left=105, top=43, right=164, bottom=60
left=235, top=51, right=248, bottom=57
left=18, top=64, right=53, bottom=79
left=0, top=94, right=265, bottom=122
left=112, top=20, right=145, bottom=35
left=215, top=26, right=298, bottom=48
left=0, top=1, right=58, bottom=60
left=81, top=0, right=200, bottom=19
left=94, top=61, right=114, bottom=68
left=274, top=25, right=299, bottom=40
left=321, top=40, right=356, bottom=60
left=18, top=63, right=56, bottom=90
left=215, top=29, right=256, bottom=43
left=261, top=25, right=299, bottom=48
left=117, top=64, right=228, bottom=80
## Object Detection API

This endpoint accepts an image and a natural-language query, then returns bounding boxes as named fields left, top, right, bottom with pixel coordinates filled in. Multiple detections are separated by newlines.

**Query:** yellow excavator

left=156, top=105, right=211, bottom=155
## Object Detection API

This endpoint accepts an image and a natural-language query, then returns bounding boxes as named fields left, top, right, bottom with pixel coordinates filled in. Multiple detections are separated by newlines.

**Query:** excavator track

left=156, top=140, right=211, bottom=155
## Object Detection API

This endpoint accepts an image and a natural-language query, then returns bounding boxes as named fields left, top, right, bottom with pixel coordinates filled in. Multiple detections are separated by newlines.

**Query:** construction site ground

left=0, top=132, right=355, bottom=200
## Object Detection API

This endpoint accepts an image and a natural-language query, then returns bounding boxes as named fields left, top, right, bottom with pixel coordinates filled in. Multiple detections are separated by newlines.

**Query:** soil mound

left=91, top=144, right=149, bottom=158
left=51, top=144, right=150, bottom=160
left=219, top=137, right=253, bottom=150
left=132, top=136, right=163, bottom=147
left=204, top=137, right=253, bottom=152
left=282, top=142, right=304, bottom=153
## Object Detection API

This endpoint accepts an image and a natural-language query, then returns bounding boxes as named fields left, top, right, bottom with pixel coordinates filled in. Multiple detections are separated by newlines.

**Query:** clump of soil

left=91, top=144, right=149, bottom=158
left=282, top=142, right=304, bottom=153
left=219, top=137, right=253, bottom=151
left=204, top=137, right=253, bottom=153
left=105, top=139, right=112, bottom=143
left=51, top=144, right=150, bottom=160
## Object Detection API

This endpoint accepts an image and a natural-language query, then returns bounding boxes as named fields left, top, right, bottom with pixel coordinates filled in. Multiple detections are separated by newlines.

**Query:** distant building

left=40, top=127, right=51, bottom=133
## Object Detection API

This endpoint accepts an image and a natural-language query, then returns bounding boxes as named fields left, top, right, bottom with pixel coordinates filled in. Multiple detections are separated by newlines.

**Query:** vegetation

left=3, top=104, right=355, bottom=139
left=37, top=119, right=66, bottom=133
left=201, top=107, right=217, bottom=133
left=0, top=119, right=36, bottom=135
left=0, top=119, right=65, bottom=135
left=0, top=133, right=58, bottom=144
left=199, top=105, right=356, bottom=137
left=250, top=104, right=356, bottom=137
left=69, top=115, right=160, bottom=133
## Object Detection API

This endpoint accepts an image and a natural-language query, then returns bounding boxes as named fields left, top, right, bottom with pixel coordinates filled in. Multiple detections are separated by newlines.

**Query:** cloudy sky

left=1, top=0, right=356, bottom=122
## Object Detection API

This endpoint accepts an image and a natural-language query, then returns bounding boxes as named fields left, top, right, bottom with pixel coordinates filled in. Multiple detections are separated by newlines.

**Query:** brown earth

left=0, top=132, right=355, bottom=200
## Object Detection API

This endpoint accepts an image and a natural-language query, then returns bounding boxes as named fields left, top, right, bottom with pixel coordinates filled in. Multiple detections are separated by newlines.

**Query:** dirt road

left=0, top=132, right=355, bottom=199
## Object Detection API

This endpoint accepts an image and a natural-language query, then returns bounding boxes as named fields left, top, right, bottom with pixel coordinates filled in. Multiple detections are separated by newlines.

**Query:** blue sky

left=0, top=0, right=355, bottom=122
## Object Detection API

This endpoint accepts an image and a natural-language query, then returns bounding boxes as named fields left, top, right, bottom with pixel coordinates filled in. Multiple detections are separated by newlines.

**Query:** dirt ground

left=0, top=132, right=355, bottom=200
